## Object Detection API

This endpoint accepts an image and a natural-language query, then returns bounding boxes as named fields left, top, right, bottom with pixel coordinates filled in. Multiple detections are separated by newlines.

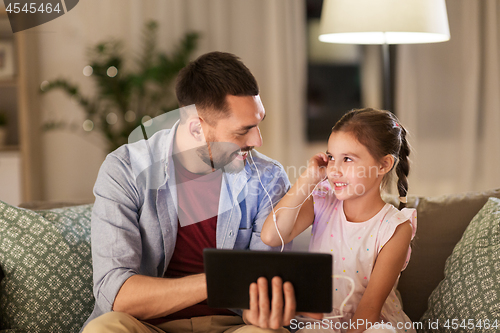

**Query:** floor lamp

left=318, top=0, right=450, bottom=112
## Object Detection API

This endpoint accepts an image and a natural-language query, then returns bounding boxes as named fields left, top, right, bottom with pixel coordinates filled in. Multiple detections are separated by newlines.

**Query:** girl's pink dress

left=303, top=184, right=417, bottom=333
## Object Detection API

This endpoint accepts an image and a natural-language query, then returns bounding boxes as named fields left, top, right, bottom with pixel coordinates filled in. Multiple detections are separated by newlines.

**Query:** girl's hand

left=304, top=152, right=329, bottom=184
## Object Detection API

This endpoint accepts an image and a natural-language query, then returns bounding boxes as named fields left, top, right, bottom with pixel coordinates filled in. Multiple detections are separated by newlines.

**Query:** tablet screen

left=204, top=249, right=332, bottom=313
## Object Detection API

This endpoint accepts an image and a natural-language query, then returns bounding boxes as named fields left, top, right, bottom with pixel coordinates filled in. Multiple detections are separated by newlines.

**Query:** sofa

left=1, top=188, right=500, bottom=333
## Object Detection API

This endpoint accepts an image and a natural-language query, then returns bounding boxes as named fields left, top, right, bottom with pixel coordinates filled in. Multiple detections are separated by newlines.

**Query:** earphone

left=248, top=150, right=355, bottom=319
left=248, top=150, right=325, bottom=252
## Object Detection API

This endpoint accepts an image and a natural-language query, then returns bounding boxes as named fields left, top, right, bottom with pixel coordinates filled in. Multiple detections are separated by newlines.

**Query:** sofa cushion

left=419, top=197, right=500, bottom=332
left=395, top=188, right=500, bottom=321
left=0, top=201, right=94, bottom=333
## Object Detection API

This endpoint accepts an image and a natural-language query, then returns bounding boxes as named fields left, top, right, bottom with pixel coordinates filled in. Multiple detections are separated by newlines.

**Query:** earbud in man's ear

left=189, top=119, right=204, bottom=141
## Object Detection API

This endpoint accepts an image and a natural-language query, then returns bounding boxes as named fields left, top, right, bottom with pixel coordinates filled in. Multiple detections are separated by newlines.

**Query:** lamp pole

left=318, top=0, right=450, bottom=112
left=382, top=42, right=392, bottom=113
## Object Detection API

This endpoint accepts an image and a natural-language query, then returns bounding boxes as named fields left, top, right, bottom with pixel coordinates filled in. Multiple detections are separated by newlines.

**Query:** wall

left=35, top=0, right=311, bottom=201
left=396, top=0, right=500, bottom=196
left=35, top=1, right=140, bottom=201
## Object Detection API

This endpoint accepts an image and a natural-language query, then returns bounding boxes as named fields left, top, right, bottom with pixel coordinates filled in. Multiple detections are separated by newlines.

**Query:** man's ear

left=188, top=117, right=205, bottom=142
left=379, top=154, right=395, bottom=175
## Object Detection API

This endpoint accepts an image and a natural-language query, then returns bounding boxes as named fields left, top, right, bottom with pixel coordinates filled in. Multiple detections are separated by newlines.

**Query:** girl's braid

left=396, top=125, right=410, bottom=209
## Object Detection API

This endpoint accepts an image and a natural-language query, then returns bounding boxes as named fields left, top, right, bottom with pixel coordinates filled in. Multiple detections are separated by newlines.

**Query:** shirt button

left=229, top=231, right=233, bottom=237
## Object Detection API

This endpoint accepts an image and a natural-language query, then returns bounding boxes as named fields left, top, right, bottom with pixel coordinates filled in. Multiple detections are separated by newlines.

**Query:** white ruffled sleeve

left=312, top=179, right=332, bottom=221
left=377, top=208, right=417, bottom=271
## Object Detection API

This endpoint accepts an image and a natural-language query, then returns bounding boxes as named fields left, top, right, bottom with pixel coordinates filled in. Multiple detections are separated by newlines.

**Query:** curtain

left=395, top=0, right=500, bottom=196
left=39, top=0, right=307, bottom=200
left=131, top=0, right=307, bottom=170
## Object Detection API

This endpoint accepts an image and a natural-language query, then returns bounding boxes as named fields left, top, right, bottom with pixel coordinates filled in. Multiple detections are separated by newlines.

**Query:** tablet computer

left=203, top=249, right=332, bottom=313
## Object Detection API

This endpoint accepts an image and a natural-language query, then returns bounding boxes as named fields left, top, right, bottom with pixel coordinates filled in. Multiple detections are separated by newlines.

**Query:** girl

left=261, top=108, right=417, bottom=333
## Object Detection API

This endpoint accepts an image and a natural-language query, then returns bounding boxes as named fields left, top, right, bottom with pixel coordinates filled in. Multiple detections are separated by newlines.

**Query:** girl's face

left=326, top=131, right=386, bottom=202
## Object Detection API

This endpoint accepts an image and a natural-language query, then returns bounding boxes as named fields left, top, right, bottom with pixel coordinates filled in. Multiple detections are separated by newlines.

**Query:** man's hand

left=242, top=276, right=296, bottom=329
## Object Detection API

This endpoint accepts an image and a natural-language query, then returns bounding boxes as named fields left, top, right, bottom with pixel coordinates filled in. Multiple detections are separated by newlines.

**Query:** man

left=82, top=52, right=296, bottom=333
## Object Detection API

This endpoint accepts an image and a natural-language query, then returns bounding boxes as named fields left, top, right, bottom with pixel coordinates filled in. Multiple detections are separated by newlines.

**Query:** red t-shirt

left=146, top=157, right=236, bottom=325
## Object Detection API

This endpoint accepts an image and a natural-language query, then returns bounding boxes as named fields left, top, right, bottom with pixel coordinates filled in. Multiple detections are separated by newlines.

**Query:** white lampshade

left=319, top=0, right=450, bottom=44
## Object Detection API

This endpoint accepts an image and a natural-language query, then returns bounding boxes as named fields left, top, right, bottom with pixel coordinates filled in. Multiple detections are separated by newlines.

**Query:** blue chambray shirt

left=83, top=122, right=291, bottom=328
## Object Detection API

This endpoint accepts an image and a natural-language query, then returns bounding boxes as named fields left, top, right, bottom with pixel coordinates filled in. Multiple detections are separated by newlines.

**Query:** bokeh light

left=83, top=65, right=93, bottom=76
left=107, top=66, right=118, bottom=77
left=142, top=116, right=153, bottom=127
left=83, top=119, right=94, bottom=132
left=125, top=110, right=136, bottom=122
left=40, top=81, right=50, bottom=91
left=106, top=113, right=118, bottom=125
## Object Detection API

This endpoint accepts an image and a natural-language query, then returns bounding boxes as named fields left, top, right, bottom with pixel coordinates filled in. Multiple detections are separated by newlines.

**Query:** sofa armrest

left=397, top=188, right=500, bottom=321
left=18, top=200, right=93, bottom=210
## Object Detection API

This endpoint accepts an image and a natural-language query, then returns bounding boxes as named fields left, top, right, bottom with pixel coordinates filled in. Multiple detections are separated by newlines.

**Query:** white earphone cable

left=249, top=150, right=326, bottom=252
left=248, top=150, right=285, bottom=251
left=248, top=150, right=355, bottom=320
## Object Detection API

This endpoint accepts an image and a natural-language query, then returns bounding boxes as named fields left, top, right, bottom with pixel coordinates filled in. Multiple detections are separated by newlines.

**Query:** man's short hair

left=175, top=52, right=259, bottom=124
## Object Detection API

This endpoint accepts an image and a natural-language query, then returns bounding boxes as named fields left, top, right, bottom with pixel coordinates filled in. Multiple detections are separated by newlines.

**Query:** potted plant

left=41, top=21, right=199, bottom=152
left=0, top=111, right=7, bottom=147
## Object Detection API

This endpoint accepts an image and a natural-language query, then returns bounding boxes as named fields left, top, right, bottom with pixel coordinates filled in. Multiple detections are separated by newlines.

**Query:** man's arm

left=113, top=274, right=207, bottom=320
left=249, top=161, right=291, bottom=250
left=92, top=152, right=207, bottom=320
left=240, top=161, right=297, bottom=327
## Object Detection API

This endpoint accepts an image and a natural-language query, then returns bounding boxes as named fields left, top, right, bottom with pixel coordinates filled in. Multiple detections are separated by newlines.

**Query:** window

left=306, top=0, right=362, bottom=141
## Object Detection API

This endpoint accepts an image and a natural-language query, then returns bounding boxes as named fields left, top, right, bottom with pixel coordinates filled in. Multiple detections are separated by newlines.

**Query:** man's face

left=198, top=95, right=265, bottom=173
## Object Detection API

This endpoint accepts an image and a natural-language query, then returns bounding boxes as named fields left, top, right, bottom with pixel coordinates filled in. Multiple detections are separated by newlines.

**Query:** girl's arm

left=347, top=221, right=413, bottom=333
left=260, top=153, right=328, bottom=247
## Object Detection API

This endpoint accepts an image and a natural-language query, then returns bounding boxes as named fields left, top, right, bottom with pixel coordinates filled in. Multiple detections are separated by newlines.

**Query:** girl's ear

left=379, top=154, right=395, bottom=175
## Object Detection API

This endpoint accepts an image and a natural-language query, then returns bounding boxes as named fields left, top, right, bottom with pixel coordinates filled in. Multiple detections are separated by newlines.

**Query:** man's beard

left=196, top=134, right=252, bottom=174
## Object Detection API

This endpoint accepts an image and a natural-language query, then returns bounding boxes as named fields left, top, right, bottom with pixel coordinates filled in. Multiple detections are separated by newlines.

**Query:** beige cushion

left=395, top=188, right=500, bottom=321
left=420, top=197, right=500, bottom=331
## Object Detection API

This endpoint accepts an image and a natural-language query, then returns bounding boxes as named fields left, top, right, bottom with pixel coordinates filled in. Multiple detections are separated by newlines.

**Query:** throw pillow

left=0, top=201, right=94, bottom=333
left=420, top=197, right=500, bottom=333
